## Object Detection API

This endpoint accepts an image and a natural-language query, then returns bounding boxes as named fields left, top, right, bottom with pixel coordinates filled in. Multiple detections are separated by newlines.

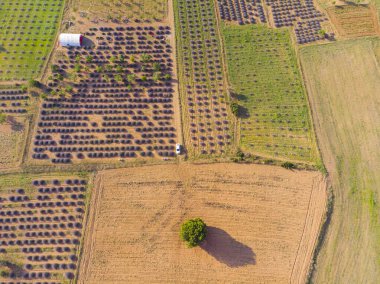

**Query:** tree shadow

left=7, top=116, right=24, bottom=132
left=237, top=105, right=250, bottom=119
left=200, top=227, right=256, bottom=267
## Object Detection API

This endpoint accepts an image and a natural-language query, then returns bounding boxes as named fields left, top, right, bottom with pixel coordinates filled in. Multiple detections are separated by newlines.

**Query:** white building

left=59, top=33, right=83, bottom=47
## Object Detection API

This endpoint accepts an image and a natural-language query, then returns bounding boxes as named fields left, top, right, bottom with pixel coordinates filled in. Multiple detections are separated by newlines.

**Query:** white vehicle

left=176, top=144, right=182, bottom=155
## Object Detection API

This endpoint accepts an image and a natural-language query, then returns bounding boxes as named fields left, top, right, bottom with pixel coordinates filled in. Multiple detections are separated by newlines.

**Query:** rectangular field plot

left=32, top=25, right=179, bottom=164
left=174, top=0, right=234, bottom=157
left=327, top=5, right=380, bottom=38
left=300, top=38, right=380, bottom=284
left=72, top=0, right=168, bottom=22
left=0, top=85, right=33, bottom=115
left=216, top=0, right=329, bottom=44
left=0, top=0, right=64, bottom=81
left=0, top=174, right=89, bottom=282
left=223, top=24, right=318, bottom=163
left=0, top=117, right=29, bottom=170
left=78, top=164, right=326, bottom=283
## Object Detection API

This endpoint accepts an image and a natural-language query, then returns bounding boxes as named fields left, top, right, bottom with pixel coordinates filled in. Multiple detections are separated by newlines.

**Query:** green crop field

left=222, top=24, right=318, bottom=163
left=0, top=0, right=64, bottom=81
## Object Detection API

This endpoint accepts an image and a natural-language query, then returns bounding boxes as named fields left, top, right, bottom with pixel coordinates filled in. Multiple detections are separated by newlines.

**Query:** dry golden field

left=0, top=117, right=28, bottom=170
left=70, top=0, right=168, bottom=22
left=78, top=163, right=326, bottom=283
left=327, top=4, right=380, bottom=38
left=300, top=38, right=380, bottom=283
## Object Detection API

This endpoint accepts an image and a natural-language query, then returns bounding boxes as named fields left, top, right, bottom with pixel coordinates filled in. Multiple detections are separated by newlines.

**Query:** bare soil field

left=327, top=4, right=380, bottom=38
left=300, top=38, right=380, bottom=283
left=78, top=163, right=326, bottom=283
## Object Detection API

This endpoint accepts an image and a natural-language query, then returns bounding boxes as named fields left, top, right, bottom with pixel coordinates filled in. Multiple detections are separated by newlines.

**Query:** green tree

left=66, top=85, right=73, bottom=93
left=119, top=54, right=125, bottom=63
left=75, top=55, right=81, bottom=63
left=85, top=55, right=93, bottom=63
left=281, top=162, right=296, bottom=169
left=95, top=66, right=104, bottom=73
left=141, top=75, right=147, bottom=81
left=153, top=62, right=161, bottom=72
left=230, top=102, right=240, bottom=116
left=116, top=65, right=123, bottom=73
left=110, top=56, right=117, bottom=64
left=140, top=53, right=152, bottom=64
left=51, top=64, right=59, bottom=73
left=74, top=64, right=81, bottom=73
left=318, top=29, right=326, bottom=38
left=164, top=73, right=171, bottom=81
left=152, top=72, right=161, bottom=82
left=180, top=218, right=207, bottom=248
left=28, top=79, right=40, bottom=88
left=56, top=73, right=64, bottom=81
left=115, top=74, right=123, bottom=82
left=127, top=73, right=136, bottom=83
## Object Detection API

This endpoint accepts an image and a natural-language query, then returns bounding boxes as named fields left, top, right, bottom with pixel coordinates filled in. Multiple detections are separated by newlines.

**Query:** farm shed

left=59, top=33, right=83, bottom=47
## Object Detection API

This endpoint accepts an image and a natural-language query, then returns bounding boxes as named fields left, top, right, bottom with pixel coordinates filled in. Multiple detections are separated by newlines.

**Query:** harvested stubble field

left=327, top=4, right=380, bottom=38
left=0, top=173, right=90, bottom=282
left=78, top=163, right=327, bottom=283
left=0, top=0, right=64, bottom=81
left=71, top=0, right=168, bottom=22
left=222, top=24, right=318, bottom=163
left=174, top=0, right=234, bottom=158
left=300, top=38, right=380, bottom=283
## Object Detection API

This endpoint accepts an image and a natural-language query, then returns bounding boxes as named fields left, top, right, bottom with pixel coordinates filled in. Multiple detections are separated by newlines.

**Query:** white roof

left=59, top=33, right=82, bottom=47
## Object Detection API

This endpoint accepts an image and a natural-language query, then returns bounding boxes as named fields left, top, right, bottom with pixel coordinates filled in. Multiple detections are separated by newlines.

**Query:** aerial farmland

left=0, top=0, right=379, bottom=283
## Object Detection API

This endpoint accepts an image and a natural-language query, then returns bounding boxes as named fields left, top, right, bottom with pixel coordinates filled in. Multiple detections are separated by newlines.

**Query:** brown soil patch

left=327, top=4, right=380, bottom=38
left=78, top=163, right=326, bottom=283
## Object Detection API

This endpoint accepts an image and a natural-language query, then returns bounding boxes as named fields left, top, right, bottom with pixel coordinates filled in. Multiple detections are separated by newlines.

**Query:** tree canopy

left=180, top=218, right=207, bottom=248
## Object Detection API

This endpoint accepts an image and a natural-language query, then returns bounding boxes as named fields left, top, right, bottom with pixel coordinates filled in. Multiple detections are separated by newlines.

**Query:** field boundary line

left=290, top=174, right=328, bottom=284
left=212, top=1, right=239, bottom=150
left=77, top=172, right=104, bottom=283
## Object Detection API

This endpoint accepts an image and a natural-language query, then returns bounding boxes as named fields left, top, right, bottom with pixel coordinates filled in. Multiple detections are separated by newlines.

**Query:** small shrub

left=164, top=73, right=172, bottom=80
left=152, top=72, right=161, bottom=82
left=28, top=79, right=40, bottom=88
left=85, top=56, right=93, bottom=63
left=318, top=29, right=327, bottom=38
left=65, top=86, right=73, bottom=93
left=153, top=62, right=161, bottom=72
left=180, top=218, right=207, bottom=248
left=230, top=102, right=240, bottom=116
left=51, top=64, right=59, bottom=73
left=281, top=162, right=296, bottom=169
